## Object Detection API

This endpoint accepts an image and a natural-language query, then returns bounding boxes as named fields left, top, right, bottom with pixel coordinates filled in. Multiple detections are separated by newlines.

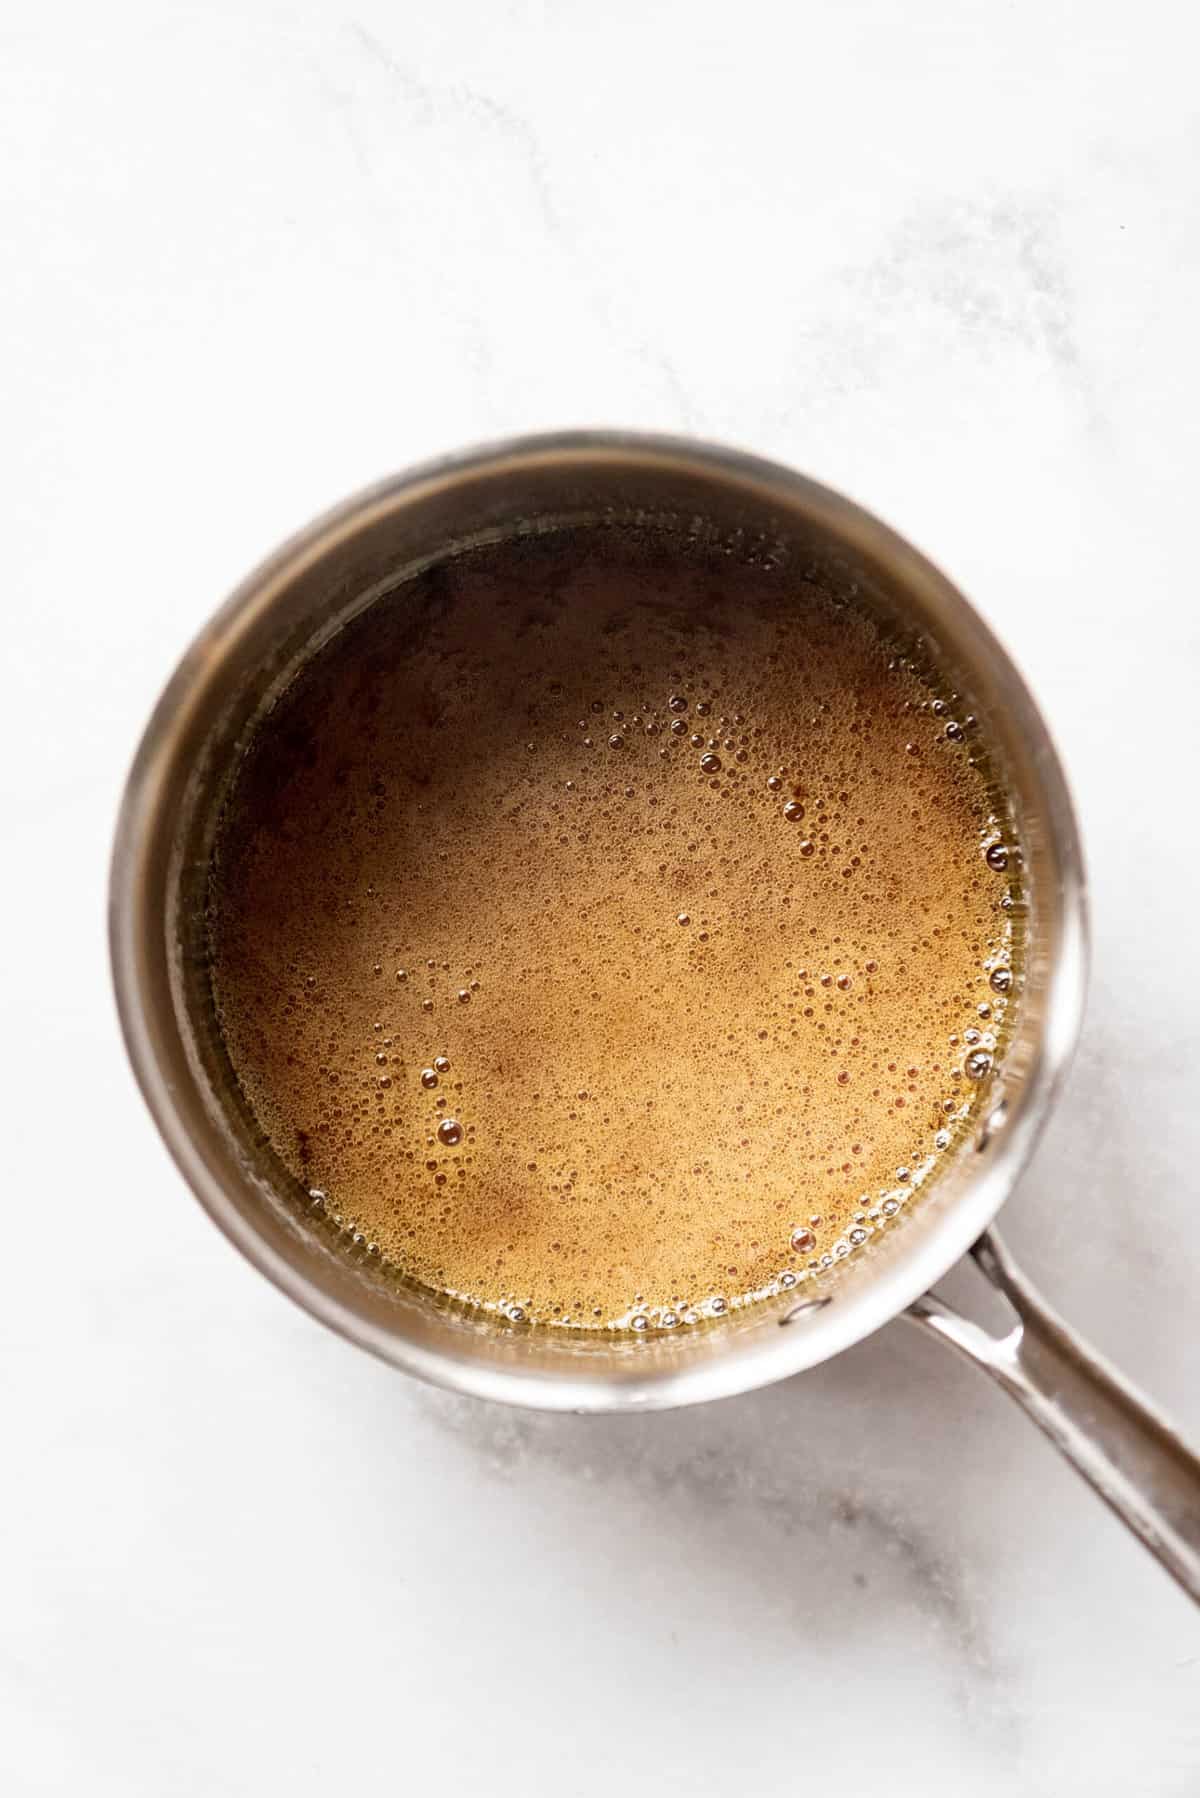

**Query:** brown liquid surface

left=209, top=531, right=1017, bottom=1329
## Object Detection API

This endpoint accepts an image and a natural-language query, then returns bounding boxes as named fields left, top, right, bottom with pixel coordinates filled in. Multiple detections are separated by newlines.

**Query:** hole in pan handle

left=907, top=1228, right=1200, bottom=1606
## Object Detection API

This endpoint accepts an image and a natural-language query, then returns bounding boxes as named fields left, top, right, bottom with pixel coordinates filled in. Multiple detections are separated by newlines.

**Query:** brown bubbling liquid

left=209, top=529, right=1018, bottom=1330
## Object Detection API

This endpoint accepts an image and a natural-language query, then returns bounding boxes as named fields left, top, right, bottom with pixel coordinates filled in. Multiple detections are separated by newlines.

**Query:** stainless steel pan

left=109, top=433, right=1200, bottom=1601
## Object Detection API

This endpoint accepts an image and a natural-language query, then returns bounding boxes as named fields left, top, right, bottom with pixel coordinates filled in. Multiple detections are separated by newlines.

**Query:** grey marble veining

left=2, top=1, right=1198, bottom=1793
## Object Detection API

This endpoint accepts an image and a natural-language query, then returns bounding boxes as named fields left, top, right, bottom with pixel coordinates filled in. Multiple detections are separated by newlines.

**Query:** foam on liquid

left=208, top=529, right=1019, bottom=1330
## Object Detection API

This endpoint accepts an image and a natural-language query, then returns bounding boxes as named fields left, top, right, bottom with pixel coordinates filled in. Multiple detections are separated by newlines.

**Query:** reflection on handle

left=908, top=1229, right=1200, bottom=1605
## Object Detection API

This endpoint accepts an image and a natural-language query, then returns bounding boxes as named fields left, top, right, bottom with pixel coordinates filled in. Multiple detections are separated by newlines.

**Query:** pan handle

left=907, top=1228, right=1200, bottom=1604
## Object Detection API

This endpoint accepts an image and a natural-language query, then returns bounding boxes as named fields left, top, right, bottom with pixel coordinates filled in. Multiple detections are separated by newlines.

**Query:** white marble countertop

left=4, top=3, right=1199, bottom=1792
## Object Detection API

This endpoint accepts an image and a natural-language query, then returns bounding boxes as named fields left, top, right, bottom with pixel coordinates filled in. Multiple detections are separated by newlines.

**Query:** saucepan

left=108, top=432, right=1200, bottom=1601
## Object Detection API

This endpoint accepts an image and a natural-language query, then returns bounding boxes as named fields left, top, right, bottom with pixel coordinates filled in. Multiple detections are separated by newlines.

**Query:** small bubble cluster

left=209, top=526, right=1022, bottom=1334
